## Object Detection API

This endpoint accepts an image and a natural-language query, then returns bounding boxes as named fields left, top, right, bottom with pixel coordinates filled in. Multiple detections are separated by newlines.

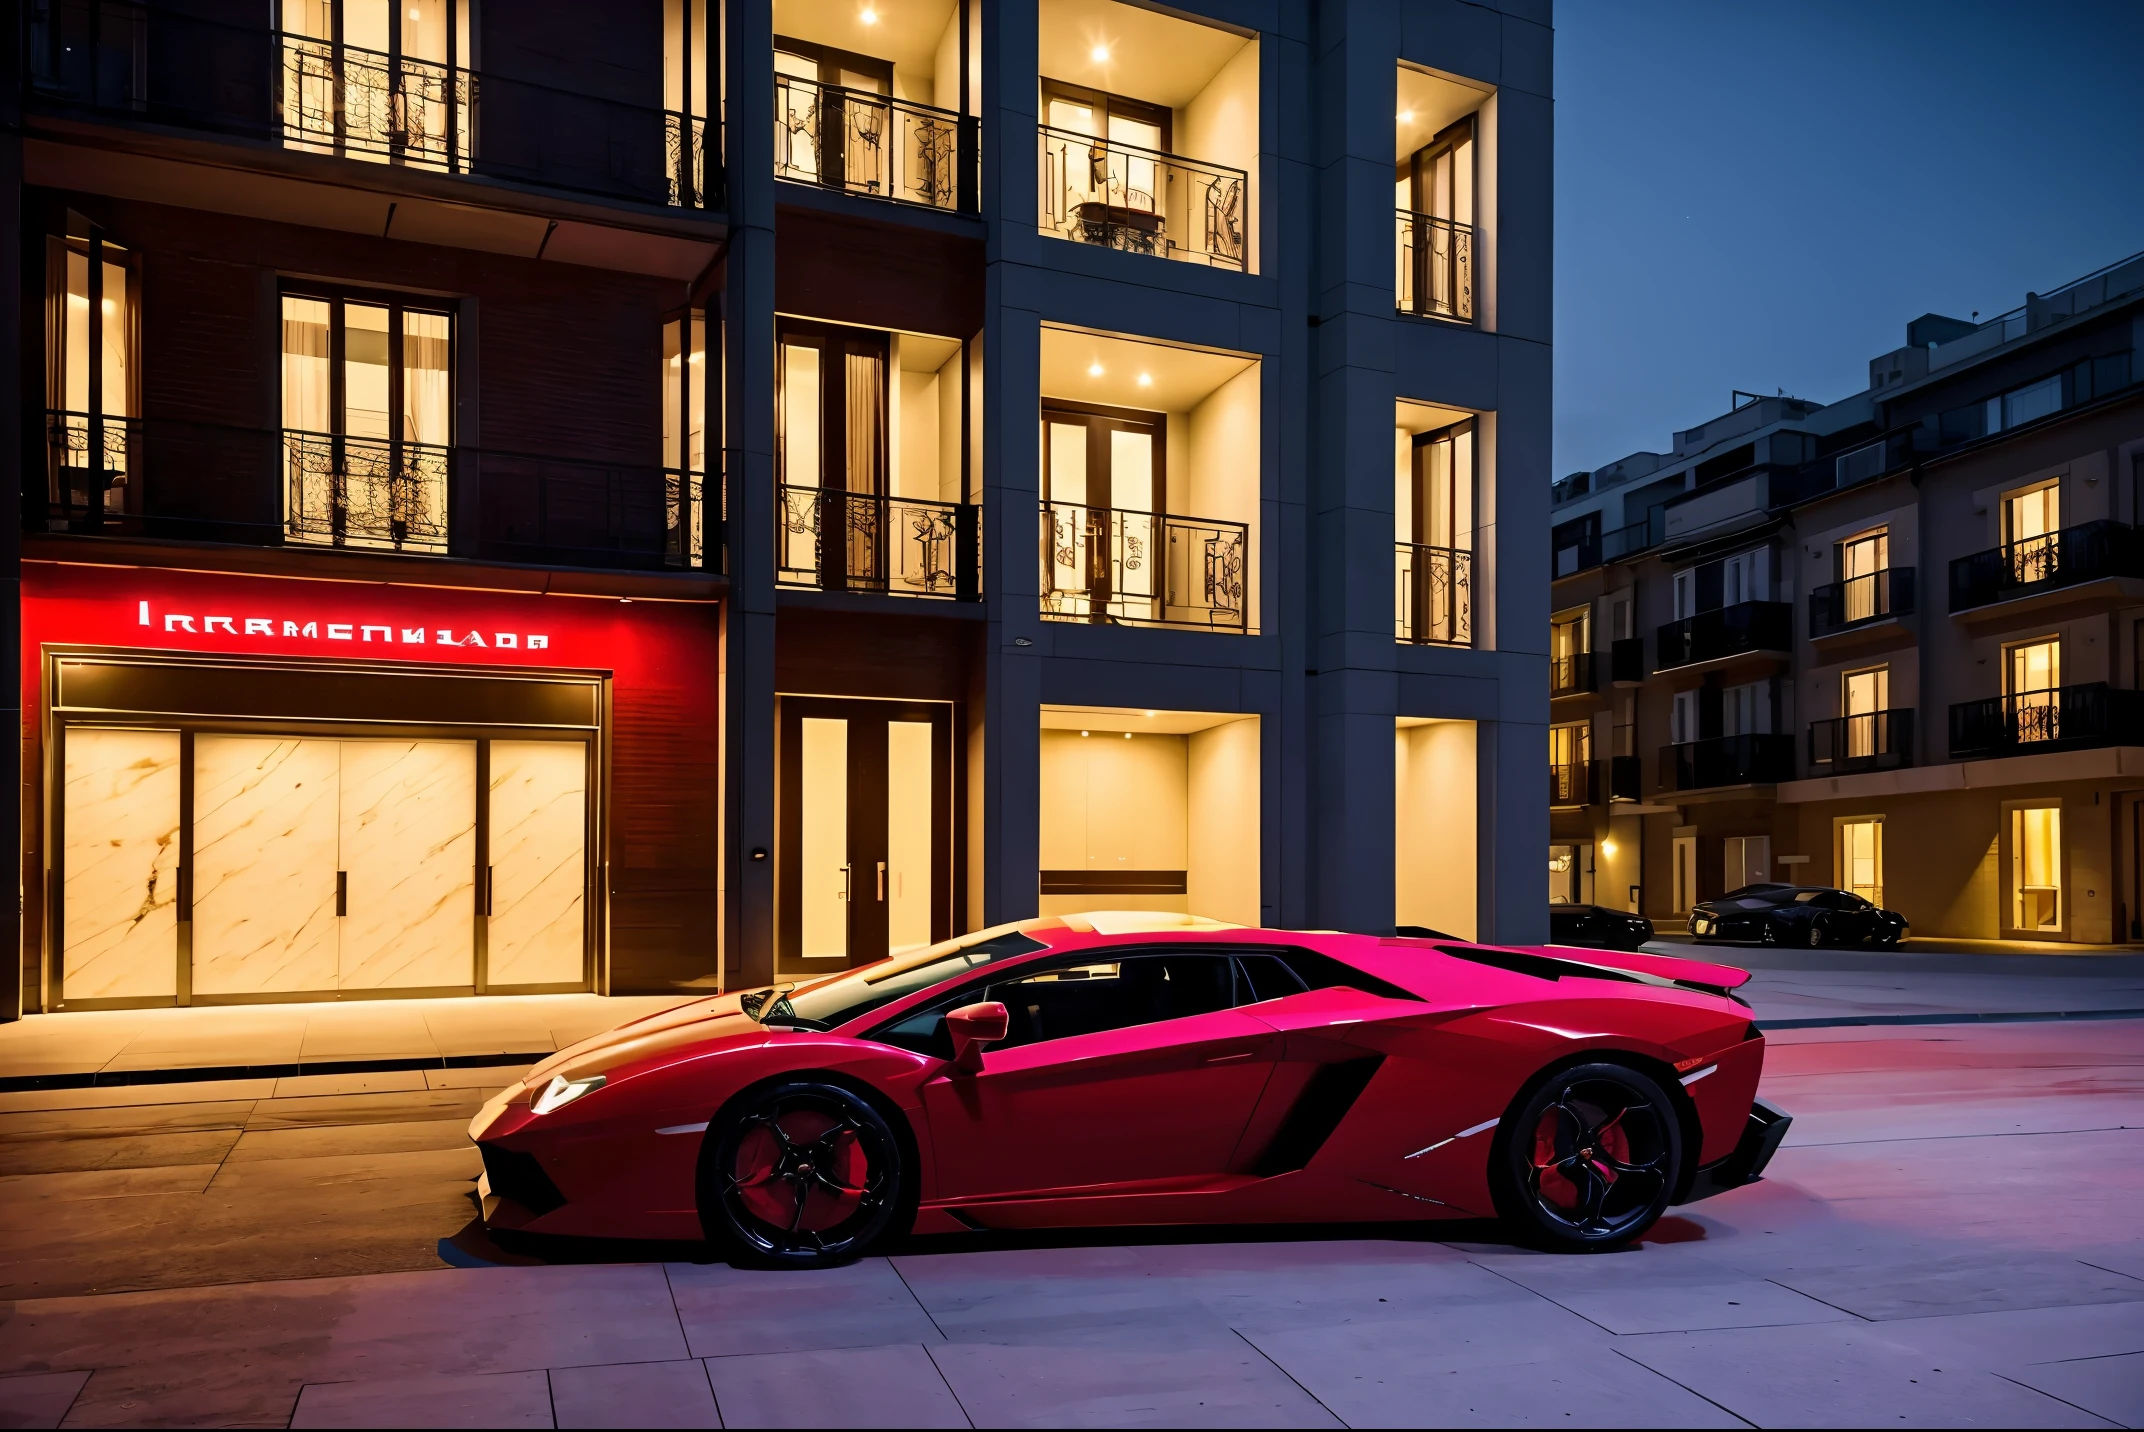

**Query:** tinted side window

left=1236, top=953, right=1309, bottom=1004
left=989, top=954, right=1236, bottom=1049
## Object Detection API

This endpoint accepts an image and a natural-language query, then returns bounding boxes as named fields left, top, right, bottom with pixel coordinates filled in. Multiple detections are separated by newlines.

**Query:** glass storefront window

left=2011, top=805, right=2061, bottom=933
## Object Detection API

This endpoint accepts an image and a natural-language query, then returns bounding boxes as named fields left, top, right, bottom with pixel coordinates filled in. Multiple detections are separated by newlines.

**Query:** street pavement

left=0, top=953, right=2137, bottom=1428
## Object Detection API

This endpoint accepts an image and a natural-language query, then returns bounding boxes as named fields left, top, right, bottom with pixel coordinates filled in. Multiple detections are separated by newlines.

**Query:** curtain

left=281, top=296, right=334, bottom=537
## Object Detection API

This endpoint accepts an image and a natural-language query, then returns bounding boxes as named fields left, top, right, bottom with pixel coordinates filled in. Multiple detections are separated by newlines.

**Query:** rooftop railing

left=1810, top=567, right=1915, bottom=638
left=1949, top=683, right=2144, bottom=759
left=1394, top=542, right=1472, bottom=647
left=28, top=0, right=721, bottom=210
left=36, top=412, right=718, bottom=572
left=1395, top=210, right=1472, bottom=322
left=776, top=75, right=975, bottom=213
left=1038, top=127, right=1246, bottom=269
left=1949, top=519, right=2144, bottom=612
left=778, top=486, right=977, bottom=600
left=1041, top=500, right=1248, bottom=632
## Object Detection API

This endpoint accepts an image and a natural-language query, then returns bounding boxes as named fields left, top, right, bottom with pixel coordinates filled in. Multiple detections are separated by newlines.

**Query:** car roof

left=1055, top=910, right=1247, bottom=936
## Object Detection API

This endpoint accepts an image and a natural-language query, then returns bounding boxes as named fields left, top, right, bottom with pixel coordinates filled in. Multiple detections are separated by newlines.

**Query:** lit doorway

left=777, top=697, right=953, bottom=977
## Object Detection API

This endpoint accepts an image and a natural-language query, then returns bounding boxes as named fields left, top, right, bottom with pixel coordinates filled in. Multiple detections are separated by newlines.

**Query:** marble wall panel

left=192, top=736, right=340, bottom=995
left=487, top=740, right=588, bottom=986
left=62, top=728, right=182, bottom=1000
left=339, top=740, right=478, bottom=990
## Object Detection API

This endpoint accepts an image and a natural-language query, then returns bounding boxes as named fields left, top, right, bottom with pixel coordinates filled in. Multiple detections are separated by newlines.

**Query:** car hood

left=523, top=993, right=767, bottom=1085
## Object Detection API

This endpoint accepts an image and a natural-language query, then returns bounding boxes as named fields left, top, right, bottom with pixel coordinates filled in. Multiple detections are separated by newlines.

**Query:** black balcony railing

left=1661, top=733, right=1795, bottom=791
left=1395, top=543, right=1472, bottom=646
left=1809, top=709, right=1915, bottom=773
left=1395, top=210, right=1473, bottom=321
left=35, top=412, right=718, bottom=571
left=1550, top=652, right=1595, bottom=697
left=1610, top=636, right=1645, bottom=684
left=28, top=0, right=721, bottom=209
left=1037, top=127, right=1245, bottom=268
left=1949, top=519, right=2144, bottom=612
left=1608, top=753, right=1642, bottom=802
left=1810, top=567, right=1915, bottom=637
left=777, top=75, right=975, bottom=213
left=1550, top=760, right=1598, bottom=807
left=778, top=486, right=977, bottom=600
left=1041, top=501, right=1248, bottom=632
left=1949, top=683, right=2144, bottom=758
left=1655, top=600, right=1793, bottom=671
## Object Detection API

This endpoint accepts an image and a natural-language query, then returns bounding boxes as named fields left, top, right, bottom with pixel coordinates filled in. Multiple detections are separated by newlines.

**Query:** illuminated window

left=2011, top=805, right=2061, bottom=932
left=1839, top=817, right=1882, bottom=906
left=1672, top=835, right=1697, bottom=913
left=44, top=232, right=137, bottom=523
left=2005, top=637, right=2061, bottom=743
left=1843, top=666, right=1888, bottom=759
left=1839, top=528, right=1887, bottom=621
left=2002, top=479, right=2060, bottom=584
left=662, top=310, right=707, bottom=564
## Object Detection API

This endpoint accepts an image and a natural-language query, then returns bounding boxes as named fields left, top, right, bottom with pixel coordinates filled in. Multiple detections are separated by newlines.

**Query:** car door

left=916, top=949, right=1282, bottom=1200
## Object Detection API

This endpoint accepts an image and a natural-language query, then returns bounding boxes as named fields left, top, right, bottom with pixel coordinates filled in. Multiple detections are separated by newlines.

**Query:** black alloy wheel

left=1805, top=920, right=1827, bottom=948
left=698, top=1080, right=908, bottom=1268
left=1492, top=1061, right=1682, bottom=1252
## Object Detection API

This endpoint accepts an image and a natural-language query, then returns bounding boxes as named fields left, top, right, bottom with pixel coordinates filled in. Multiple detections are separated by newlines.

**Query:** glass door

left=777, top=699, right=953, bottom=978
left=1843, top=666, right=1888, bottom=759
left=1041, top=404, right=1165, bottom=623
left=778, top=323, right=888, bottom=590
left=1840, top=529, right=1887, bottom=622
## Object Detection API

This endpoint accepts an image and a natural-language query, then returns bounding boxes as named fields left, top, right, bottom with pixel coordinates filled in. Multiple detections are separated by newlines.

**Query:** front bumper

left=1679, top=1097, right=1792, bottom=1203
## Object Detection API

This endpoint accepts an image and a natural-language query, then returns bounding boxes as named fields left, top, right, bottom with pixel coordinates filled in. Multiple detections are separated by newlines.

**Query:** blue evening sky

left=1552, top=0, right=2144, bottom=476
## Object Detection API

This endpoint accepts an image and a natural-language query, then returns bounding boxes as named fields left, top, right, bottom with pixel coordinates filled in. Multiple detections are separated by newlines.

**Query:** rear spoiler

left=1387, top=939, right=1751, bottom=1002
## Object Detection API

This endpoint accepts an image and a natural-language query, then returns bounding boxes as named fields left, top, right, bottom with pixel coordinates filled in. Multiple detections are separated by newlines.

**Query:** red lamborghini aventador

left=469, top=914, right=1790, bottom=1266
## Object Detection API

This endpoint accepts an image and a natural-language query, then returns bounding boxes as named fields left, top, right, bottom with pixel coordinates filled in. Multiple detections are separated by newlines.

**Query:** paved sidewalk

left=0, top=995, right=688, bottom=1088
left=0, top=1017, right=2136, bottom=1427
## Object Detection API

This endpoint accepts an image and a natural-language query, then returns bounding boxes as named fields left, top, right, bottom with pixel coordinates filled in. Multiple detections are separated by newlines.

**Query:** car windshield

left=748, top=922, right=1055, bottom=1031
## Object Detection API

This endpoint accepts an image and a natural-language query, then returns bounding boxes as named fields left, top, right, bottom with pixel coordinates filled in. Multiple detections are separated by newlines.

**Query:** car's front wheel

left=698, top=1079, right=908, bottom=1268
left=1805, top=920, right=1828, bottom=948
left=1492, top=1062, right=1683, bottom=1252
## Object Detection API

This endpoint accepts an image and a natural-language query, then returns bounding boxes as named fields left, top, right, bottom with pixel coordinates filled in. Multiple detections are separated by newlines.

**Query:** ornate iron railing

left=1040, top=501, right=1248, bottom=631
left=28, top=0, right=721, bottom=209
left=1396, top=210, right=1473, bottom=321
left=1950, top=683, right=2144, bottom=758
left=1949, top=519, right=2144, bottom=612
left=283, top=430, right=450, bottom=553
left=1037, top=126, right=1246, bottom=269
left=42, top=410, right=136, bottom=530
left=1394, top=542, right=1472, bottom=646
left=778, top=486, right=977, bottom=599
left=1810, top=567, right=1915, bottom=637
left=1810, top=709, right=1914, bottom=772
left=776, top=75, right=974, bottom=212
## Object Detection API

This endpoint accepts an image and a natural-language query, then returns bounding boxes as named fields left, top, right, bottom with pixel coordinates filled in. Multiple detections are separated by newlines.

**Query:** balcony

left=1660, top=733, right=1796, bottom=792
left=1810, top=567, right=1915, bottom=638
left=1654, top=600, right=1793, bottom=672
left=777, top=77, right=976, bottom=213
left=1038, top=129, right=1246, bottom=268
left=778, top=487, right=977, bottom=600
left=1610, top=637, right=1645, bottom=685
left=1608, top=753, right=1642, bottom=802
left=37, top=413, right=716, bottom=572
left=1395, top=211, right=1473, bottom=322
left=1549, top=652, right=1595, bottom=698
left=28, top=0, right=720, bottom=210
left=1040, top=502, right=1247, bottom=633
left=1949, top=684, right=2144, bottom=759
left=1949, top=519, right=2144, bottom=613
left=1550, top=761, right=1598, bottom=809
left=1394, top=544, right=1473, bottom=647
left=1809, top=709, right=1915, bottom=774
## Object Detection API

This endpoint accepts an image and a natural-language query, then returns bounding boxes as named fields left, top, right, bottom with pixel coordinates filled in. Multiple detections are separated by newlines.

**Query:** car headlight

left=530, top=1073, right=606, bottom=1115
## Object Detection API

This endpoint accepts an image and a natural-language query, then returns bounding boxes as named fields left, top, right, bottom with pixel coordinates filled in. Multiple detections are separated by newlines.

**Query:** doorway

left=777, top=697, right=954, bottom=977
left=1041, top=401, right=1166, bottom=623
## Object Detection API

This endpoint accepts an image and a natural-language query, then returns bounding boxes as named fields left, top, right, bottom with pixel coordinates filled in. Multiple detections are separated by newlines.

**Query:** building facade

left=6, top=0, right=1551, bottom=1021
left=1548, top=252, right=2144, bottom=944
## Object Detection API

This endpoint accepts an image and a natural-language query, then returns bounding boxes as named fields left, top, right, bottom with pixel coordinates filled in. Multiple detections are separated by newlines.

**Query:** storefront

left=19, top=562, right=721, bottom=1013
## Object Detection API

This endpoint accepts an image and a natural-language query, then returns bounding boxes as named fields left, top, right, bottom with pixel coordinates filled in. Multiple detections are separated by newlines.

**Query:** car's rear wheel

left=1806, top=920, right=1827, bottom=948
left=1492, top=1062, right=1682, bottom=1252
left=698, top=1080, right=907, bottom=1268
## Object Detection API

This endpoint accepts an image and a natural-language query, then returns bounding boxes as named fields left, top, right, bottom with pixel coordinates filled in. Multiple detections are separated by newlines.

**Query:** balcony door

left=1402, top=420, right=1475, bottom=644
left=1840, top=529, right=1888, bottom=622
left=280, top=288, right=452, bottom=552
left=779, top=323, right=888, bottom=588
left=1396, top=115, right=1473, bottom=317
left=777, top=699, right=953, bottom=978
left=280, top=0, right=469, bottom=170
left=773, top=40, right=893, bottom=193
left=2006, top=637, right=2061, bottom=742
left=45, top=232, right=137, bottom=527
left=1042, top=402, right=1165, bottom=622
left=1549, top=722, right=1590, bottom=804
left=1842, top=666, right=1888, bottom=759
left=2003, top=480, right=2060, bottom=583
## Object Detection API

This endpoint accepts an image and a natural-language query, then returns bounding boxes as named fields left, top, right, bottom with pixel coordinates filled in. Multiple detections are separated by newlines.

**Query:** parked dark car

left=1689, top=885, right=1908, bottom=947
left=1549, top=903, right=1655, bottom=951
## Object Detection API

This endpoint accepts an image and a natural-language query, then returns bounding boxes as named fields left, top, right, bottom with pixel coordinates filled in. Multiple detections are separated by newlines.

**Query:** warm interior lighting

left=1091, top=43, right=1111, bottom=62
left=860, top=5, right=879, bottom=23
left=1137, top=372, right=1152, bottom=387
left=1080, top=730, right=1090, bottom=737
left=1087, top=361, right=1104, bottom=377
left=1397, top=109, right=1414, bottom=123
left=1601, top=839, right=1618, bottom=857
left=1144, top=711, right=1156, bottom=718
left=1123, top=732, right=1132, bottom=739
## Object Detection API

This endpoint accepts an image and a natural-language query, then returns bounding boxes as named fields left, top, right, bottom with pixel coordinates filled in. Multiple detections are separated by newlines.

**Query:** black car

left=1689, top=884, right=1908, bottom=947
left=1549, top=903, right=1655, bottom=951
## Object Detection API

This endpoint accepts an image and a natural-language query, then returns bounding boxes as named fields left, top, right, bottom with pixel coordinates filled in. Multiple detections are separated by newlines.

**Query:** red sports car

left=469, top=914, right=1790, bottom=1266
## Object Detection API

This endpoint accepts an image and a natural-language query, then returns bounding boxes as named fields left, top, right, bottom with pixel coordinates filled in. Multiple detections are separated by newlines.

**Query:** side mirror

left=945, top=1000, right=1009, bottom=1073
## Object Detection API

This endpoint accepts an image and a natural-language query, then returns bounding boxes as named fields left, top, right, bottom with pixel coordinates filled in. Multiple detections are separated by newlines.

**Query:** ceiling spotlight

left=1144, top=710, right=1155, bottom=717
left=1087, top=361, right=1104, bottom=377
left=860, top=5, right=879, bottom=22
left=1136, top=372, right=1152, bottom=387
left=1080, top=729, right=1090, bottom=737
left=1091, top=43, right=1111, bottom=63
left=1397, top=108, right=1414, bottom=123
left=1123, top=731, right=1132, bottom=739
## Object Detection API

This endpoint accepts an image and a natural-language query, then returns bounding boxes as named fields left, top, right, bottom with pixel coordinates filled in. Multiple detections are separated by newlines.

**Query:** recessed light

left=860, top=5, right=879, bottom=23
left=1137, top=372, right=1152, bottom=386
left=1123, top=732, right=1132, bottom=739
left=1398, top=109, right=1414, bottom=123
left=1087, top=361, right=1104, bottom=377
left=1080, top=730, right=1090, bottom=737
left=1091, top=43, right=1110, bottom=63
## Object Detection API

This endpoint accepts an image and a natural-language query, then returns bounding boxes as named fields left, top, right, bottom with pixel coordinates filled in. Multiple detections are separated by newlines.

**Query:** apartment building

left=1548, top=251, right=2144, bottom=944
left=6, top=0, right=1551, bottom=1022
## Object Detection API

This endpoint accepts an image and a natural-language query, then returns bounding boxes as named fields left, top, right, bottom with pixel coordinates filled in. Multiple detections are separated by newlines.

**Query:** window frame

left=777, top=318, right=891, bottom=495
left=276, top=280, right=457, bottom=446
left=1037, top=77, right=1174, bottom=154
left=1040, top=398, right=1169, bottom=516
